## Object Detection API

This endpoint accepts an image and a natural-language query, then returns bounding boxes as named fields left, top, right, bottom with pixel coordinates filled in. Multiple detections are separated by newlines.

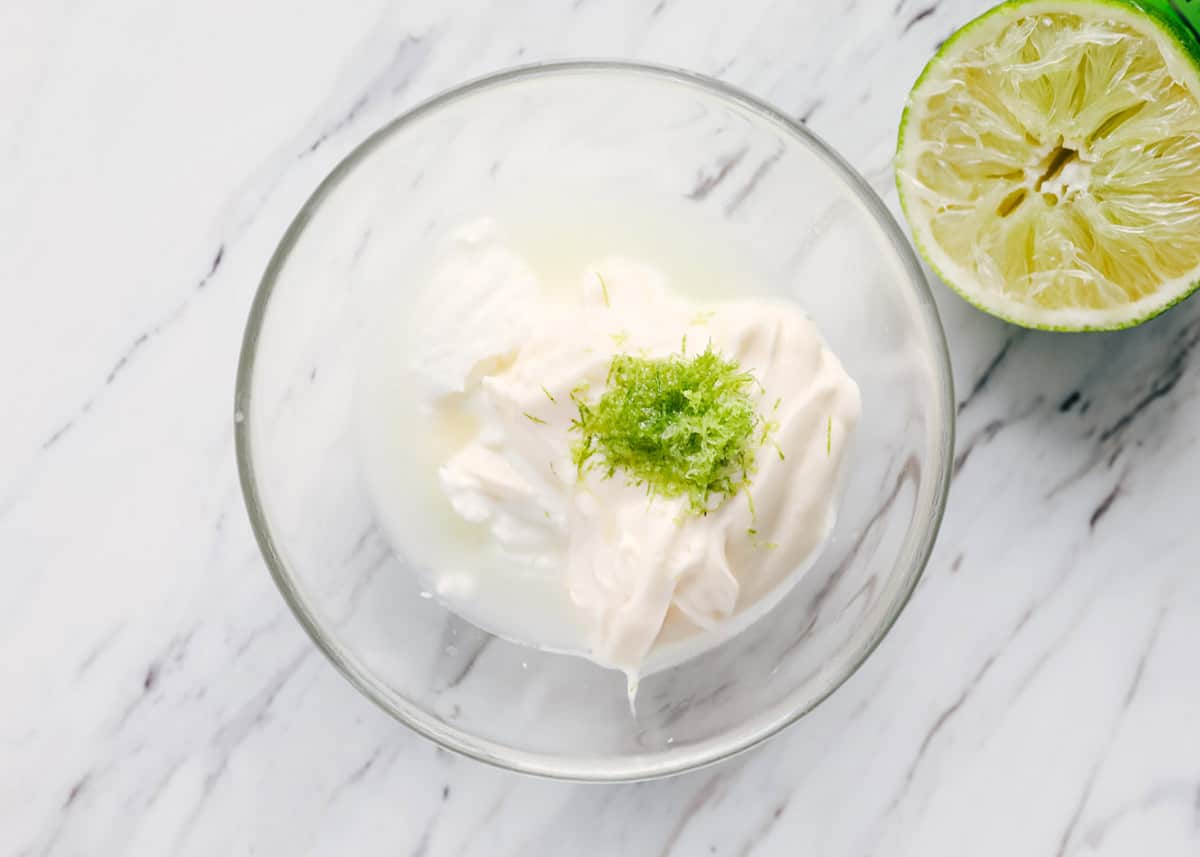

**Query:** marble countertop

left=5, top=0, right=1200, bottom=853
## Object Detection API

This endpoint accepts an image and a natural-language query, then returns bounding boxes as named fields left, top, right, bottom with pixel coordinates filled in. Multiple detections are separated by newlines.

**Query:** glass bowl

left=235, top=62, right=954, bottom=781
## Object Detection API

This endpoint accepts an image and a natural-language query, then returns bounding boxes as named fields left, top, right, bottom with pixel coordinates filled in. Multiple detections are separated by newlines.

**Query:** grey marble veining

left=3, top=0, right=1199, bottom=854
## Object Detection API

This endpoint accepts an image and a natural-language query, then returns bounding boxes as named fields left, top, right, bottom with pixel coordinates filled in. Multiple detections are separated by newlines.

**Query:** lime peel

left=570, top=347, right=763, bottom=514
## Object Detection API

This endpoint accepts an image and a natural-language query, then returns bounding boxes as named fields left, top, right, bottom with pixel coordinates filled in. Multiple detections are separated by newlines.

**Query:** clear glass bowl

left=236, top=62, right=954, bottom=781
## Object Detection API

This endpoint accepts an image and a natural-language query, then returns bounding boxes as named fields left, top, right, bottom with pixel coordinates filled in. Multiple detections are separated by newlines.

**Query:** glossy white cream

left=358, top=220, right=860, bottom=684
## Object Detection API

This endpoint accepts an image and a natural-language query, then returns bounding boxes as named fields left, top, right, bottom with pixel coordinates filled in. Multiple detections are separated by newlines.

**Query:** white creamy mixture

left=358, top=218, right=860, bottom=685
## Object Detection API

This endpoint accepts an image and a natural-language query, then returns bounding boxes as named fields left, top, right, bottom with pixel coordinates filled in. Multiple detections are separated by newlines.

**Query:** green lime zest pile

left=570, top=347, right=764, bottom=514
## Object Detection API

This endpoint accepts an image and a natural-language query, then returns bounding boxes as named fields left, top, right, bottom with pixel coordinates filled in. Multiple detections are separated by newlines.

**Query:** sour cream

left=357, top=219, right=861, bottom=686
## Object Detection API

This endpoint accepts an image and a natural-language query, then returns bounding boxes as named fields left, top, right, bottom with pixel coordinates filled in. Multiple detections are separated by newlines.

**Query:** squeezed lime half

left=897, top=0, right=1200, bottom=331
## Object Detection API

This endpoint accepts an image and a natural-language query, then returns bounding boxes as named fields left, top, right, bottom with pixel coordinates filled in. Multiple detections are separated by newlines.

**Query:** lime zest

left=747, top=522, right=778, bottom=551
left=541, top=385, right=556, bottom=404
left=570, top=346, right=763, bottom=514
left=826, top=415, right=832, bottom=455
left=524, top=412, right=547, bottom=425
left=597, top=272, right=611, bottom=307
left=759, top=405, right=782, bottom=460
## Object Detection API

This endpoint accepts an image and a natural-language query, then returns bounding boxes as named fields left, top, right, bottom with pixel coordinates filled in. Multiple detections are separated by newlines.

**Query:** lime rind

left=570, top=347, right=761, bottom=514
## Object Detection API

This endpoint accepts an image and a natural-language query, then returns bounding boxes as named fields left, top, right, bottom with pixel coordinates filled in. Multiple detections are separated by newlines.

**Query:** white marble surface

left=4, top=0, right=1200, bottom=853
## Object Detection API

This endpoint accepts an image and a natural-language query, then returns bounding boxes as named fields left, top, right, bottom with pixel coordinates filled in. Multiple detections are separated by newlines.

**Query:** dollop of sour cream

left=408, top=220, right=861, bottom=682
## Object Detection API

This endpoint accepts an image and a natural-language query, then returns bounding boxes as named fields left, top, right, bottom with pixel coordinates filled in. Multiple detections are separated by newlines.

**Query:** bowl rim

left=235, top=59, right=955, bottom=783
